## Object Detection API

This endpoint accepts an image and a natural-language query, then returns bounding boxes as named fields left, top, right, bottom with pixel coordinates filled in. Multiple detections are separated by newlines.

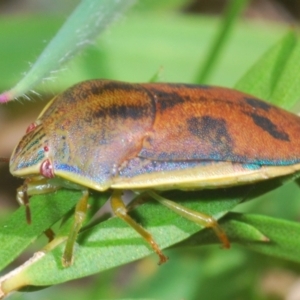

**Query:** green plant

left=0, top=1, right=299, bottom=299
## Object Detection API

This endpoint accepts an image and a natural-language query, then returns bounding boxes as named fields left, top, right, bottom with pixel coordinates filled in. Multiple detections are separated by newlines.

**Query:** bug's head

left=10, top=121, right=54, bottom=179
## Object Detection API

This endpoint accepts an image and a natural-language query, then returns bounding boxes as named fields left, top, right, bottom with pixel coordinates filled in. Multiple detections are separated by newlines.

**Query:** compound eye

left=40, top=159, right=54, bottom=178
left=26, top=122, right=37, bottom=134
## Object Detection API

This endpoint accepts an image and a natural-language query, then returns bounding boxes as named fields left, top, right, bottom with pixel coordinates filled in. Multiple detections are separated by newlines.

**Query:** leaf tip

left=0, top=91, right=12, bottom=103
left=261, top=235, right=270, bottom=242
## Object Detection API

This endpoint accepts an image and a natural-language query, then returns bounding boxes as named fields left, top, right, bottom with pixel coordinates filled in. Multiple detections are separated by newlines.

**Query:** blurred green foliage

left=1, top=1, right=300, bottom=300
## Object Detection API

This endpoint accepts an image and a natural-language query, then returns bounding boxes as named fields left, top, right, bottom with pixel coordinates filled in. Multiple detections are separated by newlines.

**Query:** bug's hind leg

left=110, top=190, right=168, bottom=265
left=148, top=191, right=230, bottom=249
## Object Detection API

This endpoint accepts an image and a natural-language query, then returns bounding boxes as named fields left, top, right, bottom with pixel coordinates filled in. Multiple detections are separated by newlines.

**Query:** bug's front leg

left=17, top=176, right=61, bottom=224
left=110, top=190, right=168, bottom=265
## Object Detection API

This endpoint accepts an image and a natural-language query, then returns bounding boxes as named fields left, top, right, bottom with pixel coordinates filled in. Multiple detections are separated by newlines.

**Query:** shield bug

left=9, top=79, right=300, bottom=267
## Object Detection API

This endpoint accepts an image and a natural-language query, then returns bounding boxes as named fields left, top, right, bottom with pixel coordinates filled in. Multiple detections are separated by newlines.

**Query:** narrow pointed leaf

left=0, top=0, right=136, bottom=103
left=235, top=31, right=297, bottom=104
left=180, top=212, right=300, bottom=264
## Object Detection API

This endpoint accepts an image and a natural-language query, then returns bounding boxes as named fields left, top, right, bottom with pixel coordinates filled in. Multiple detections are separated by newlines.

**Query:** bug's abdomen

left=139, top=83, right=300, bottom=166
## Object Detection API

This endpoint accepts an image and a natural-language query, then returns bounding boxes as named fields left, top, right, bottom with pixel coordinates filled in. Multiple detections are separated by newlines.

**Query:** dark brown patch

left=187, top=116, right=234, bottom=158
left=151, top=89, right=185, bottom=111
left=62, top=80, right=143, bottom=104
left=248, top=112, right=290, bottom=141
left=92, top=104, right=151, bottom=120
left=101, top=81, right=141, bottom=94
left=244, top=97, right=272, bottom=111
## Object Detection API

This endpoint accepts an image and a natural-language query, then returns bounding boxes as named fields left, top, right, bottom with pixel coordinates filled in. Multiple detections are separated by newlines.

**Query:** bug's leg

left=44, top=228, right=56, bottom=241
left=16, top=184, right=31, bottom=224
left=17, top=176, right=61, bottom=224
left=110, top=190, right=168, bottom=265
left=148, top=191, right=230, bottom=249
left=62, top=189, right=89, bottom=267
left=17, top=179, right=60, bottom=241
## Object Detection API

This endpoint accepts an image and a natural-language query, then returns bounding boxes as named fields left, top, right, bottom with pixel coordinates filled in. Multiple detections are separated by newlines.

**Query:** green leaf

left=0, top=189, right=242, bottom=292
left=0, top=0, right=136, bottom=102
left=0, top=177, right=286, bottom=292
left=180, top=212, right=300, bottom=264
left=0, top=190, right=78, bottom=271
left=195, top=0, right=249, bottom=83
left=0, top=190, right=108, bottom=271
left=0, top=12, right=285, bottom=92
left=271, top=35, right=300, bottom=110
left=235, top=30, right=299, bottom=108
